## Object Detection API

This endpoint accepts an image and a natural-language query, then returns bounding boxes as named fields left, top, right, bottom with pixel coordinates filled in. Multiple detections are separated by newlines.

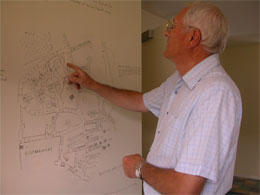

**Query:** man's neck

left=173, top=50, right=211, bottom=76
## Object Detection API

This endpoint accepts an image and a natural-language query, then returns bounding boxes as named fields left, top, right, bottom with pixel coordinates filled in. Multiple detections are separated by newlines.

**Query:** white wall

left=1, top=1, right=142, bottom=194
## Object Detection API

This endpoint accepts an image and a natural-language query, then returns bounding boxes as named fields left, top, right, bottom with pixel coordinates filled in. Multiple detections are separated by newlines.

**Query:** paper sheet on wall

left=1, top=1, right=142, bottom=194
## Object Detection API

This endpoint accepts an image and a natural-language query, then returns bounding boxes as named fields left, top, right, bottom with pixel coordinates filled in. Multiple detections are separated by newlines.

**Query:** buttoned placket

left=157, top=78, right=183, bottom=136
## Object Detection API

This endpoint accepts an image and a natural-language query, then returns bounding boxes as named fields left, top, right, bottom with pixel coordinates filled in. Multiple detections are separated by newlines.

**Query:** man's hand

left=67, top=63, right=148, bottom=112
left=67, top=63, right=97, bottom=90
left=122, top=154, right=144, bottom=178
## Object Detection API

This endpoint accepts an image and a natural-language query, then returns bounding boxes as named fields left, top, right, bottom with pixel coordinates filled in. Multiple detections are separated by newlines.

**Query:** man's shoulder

left=197, top=66, right=241, bottom=97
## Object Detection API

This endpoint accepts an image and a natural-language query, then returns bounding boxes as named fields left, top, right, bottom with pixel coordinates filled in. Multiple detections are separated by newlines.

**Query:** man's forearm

left=67, top=63, right=148, bottom=112
left=141, top=162, right=206, bottom=194
left=94, top=82, right=148, bottom=112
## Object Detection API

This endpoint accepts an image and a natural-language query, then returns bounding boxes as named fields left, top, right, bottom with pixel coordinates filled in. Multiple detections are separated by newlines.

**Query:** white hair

left=183, top=2, right=229, bottom=54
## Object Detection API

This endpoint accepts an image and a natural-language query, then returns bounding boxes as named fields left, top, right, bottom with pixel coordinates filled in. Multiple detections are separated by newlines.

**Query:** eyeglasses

left=166, top=18, right=198, bottom=32
left=166, top=19, right=178, bottom=32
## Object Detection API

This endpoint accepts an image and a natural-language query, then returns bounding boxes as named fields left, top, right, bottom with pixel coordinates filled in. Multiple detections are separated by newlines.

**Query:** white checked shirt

left=143, top=54, right=242, bottom=195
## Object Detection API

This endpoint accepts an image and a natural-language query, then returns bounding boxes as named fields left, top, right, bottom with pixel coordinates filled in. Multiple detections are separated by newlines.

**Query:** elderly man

left=68, top=2, right=242, bottom=194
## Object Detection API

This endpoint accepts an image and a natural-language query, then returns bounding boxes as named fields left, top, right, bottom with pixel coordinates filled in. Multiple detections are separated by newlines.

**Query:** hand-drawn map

left=18, top=32, right=118, bottom=181
left=1, top=1, right=141, bottom=194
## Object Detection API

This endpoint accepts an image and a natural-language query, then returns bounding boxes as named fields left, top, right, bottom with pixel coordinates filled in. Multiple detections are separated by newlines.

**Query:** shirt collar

left=181, top=54, right=220, bottom=90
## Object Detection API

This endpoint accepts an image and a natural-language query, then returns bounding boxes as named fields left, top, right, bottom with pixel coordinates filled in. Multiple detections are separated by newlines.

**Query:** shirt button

left=158, top=131, right=160, bottom=135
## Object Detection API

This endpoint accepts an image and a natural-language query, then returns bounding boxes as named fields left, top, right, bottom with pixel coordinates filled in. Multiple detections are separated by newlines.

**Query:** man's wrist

left=135, top=160, right=145, bottom=180
left=90, top=80, right=100, bottom=91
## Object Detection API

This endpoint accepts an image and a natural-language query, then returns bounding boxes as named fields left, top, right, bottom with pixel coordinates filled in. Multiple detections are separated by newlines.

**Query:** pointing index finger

left=67, top=63, right=82, bottom=73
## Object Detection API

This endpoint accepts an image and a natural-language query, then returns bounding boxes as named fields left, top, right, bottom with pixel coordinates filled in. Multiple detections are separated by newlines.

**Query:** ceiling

left=142, top=0, right=259, bottom=46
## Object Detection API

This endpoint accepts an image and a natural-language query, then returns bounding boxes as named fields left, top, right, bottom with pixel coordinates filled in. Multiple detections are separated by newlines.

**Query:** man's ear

left=188, top=29, right=201, bottom=48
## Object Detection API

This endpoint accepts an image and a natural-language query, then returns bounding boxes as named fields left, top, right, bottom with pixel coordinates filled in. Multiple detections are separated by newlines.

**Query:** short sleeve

left=143, top=88, right=164, bottom=117
left=143, top=75, right=175, bottom=117
left=174, top=87, right=242, bottom=182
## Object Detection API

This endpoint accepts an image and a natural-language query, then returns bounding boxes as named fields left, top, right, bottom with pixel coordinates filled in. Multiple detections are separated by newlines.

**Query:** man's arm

left=67, top=63, right=149, bottom=112
left=123, top=154, right=206, bottom=194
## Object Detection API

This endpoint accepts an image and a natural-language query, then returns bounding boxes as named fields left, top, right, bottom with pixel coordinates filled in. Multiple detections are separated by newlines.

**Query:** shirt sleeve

left=174, top=87, right=242, bottom=182
left=143, top=76, right=172, bottom=118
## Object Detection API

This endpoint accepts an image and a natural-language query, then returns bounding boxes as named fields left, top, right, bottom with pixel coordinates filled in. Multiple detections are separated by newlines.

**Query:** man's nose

left=164, top=30, right=169, bottom=37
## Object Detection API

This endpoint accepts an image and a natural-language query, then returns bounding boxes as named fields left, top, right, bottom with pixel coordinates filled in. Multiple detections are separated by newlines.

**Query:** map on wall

left=1, top=1, right=141, bottom=194
left=18, top=32, right=117, bottom=181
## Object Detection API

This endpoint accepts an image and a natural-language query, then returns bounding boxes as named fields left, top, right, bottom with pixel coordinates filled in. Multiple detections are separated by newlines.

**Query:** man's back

left=143, top=54, right=242, bottom=194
